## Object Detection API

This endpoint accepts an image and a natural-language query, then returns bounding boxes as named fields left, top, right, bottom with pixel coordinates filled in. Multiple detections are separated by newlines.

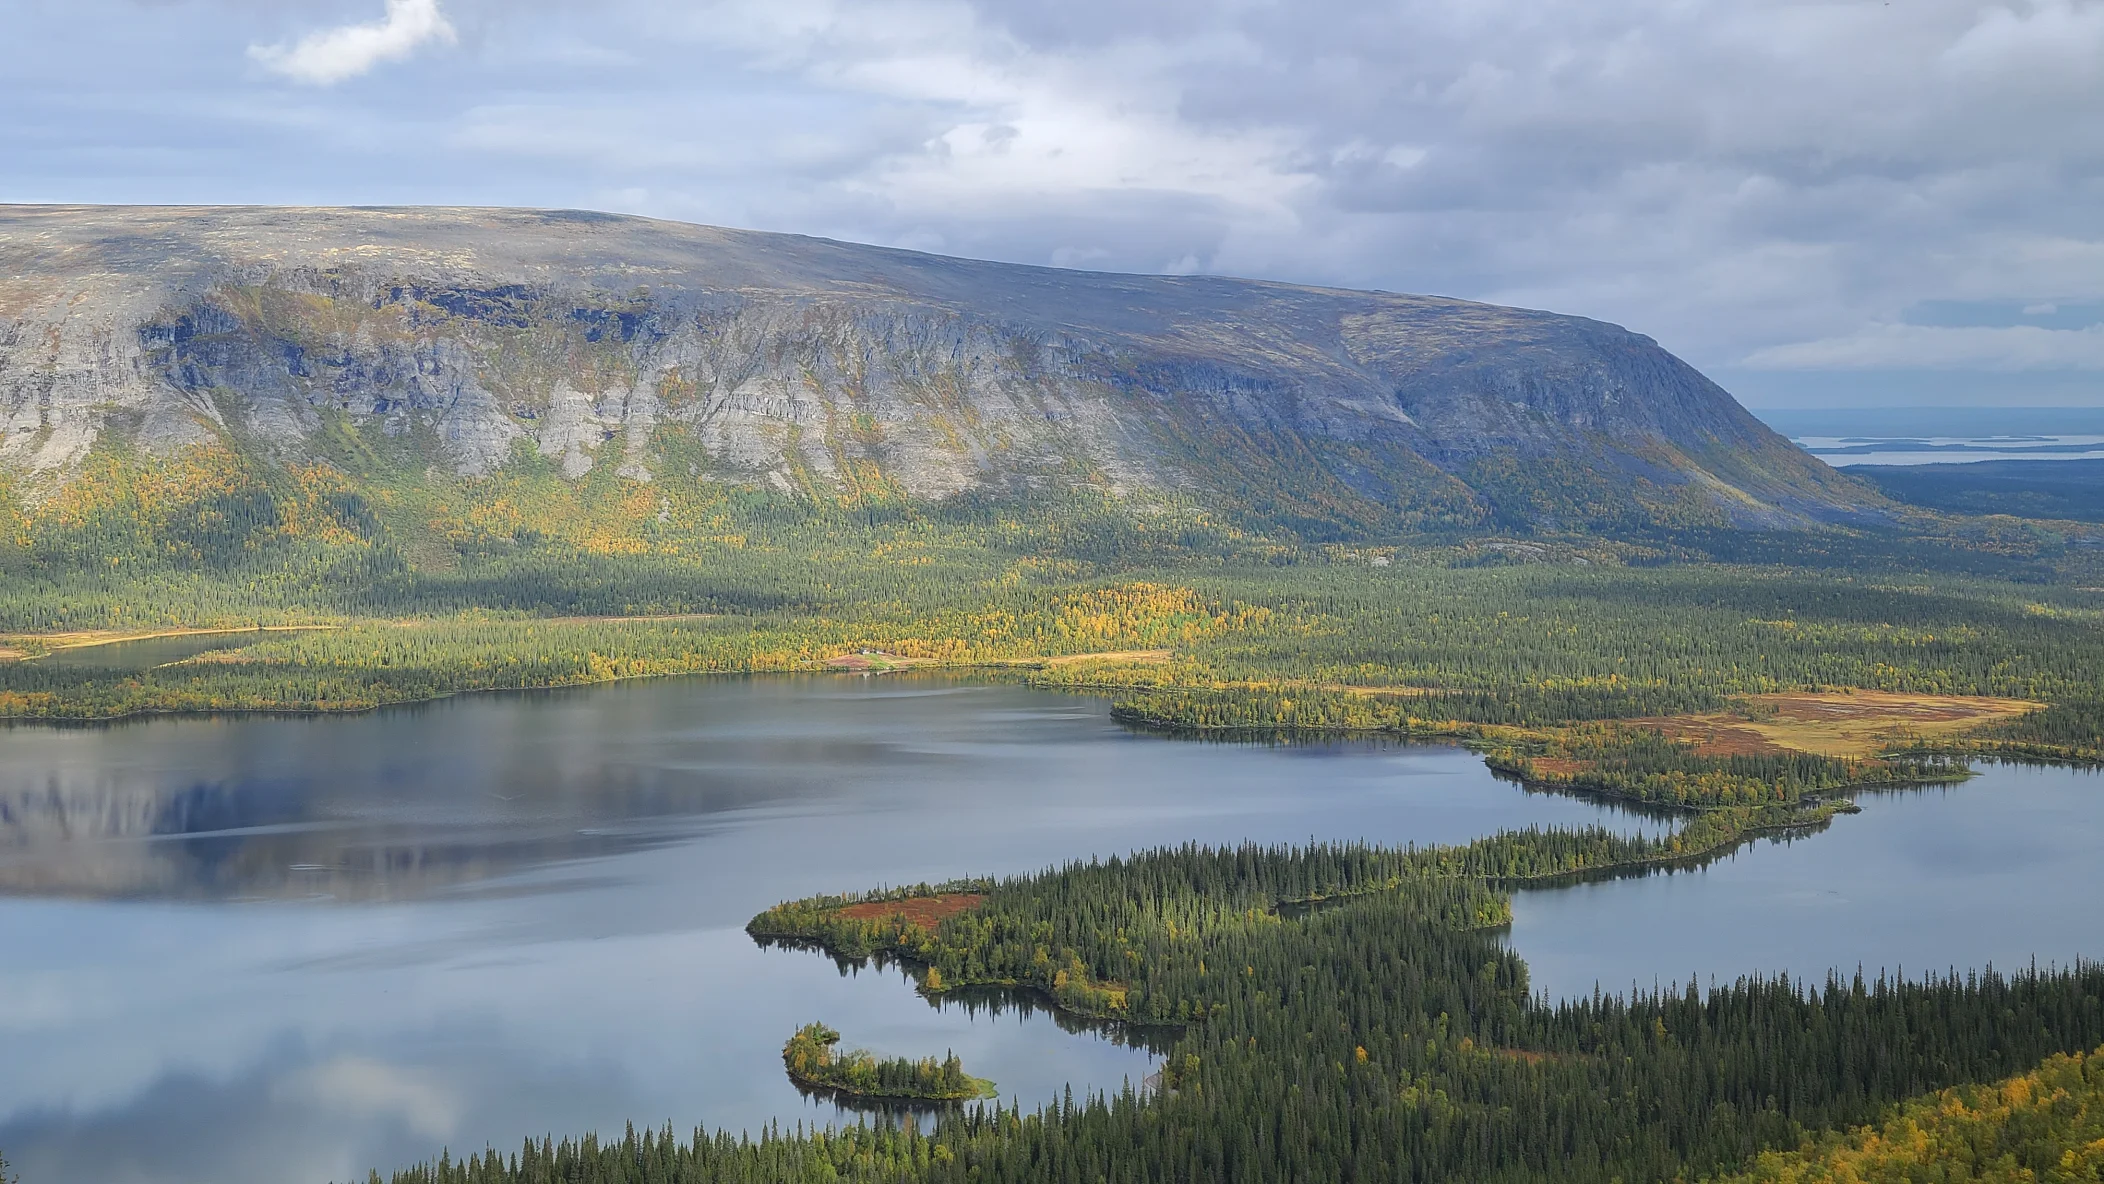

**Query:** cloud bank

left=4, top=0, right=2101, bottom=406
left=1748, top=324, right=2104, bottom=372
left=249, top=0, right=456, bottom=85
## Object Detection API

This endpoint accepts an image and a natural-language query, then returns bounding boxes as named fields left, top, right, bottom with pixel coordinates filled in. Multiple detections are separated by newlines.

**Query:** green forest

left=6, top=441, right=2104, bottom=1182
left=388, top=829, right=2104, bottom=1184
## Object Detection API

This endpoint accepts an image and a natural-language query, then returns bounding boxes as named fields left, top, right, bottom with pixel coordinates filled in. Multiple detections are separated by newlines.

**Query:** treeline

left=396, top=831, right=2104, bottom=1184
left=1960, top=698, right=2104, bottom=763
left=782, top=1023, right=992, bottom=1102
left=1107, top=684, right=1718, bottom=731
left=1105, top=688, right=1965, bottom=810
left=0, top=581, right=1258, bottom=719
left=1487, top=725, right=1967, bottom=808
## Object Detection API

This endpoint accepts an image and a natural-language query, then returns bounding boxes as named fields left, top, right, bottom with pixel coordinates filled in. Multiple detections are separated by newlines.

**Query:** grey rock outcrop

left=0, top=205, right=1877, bottom=530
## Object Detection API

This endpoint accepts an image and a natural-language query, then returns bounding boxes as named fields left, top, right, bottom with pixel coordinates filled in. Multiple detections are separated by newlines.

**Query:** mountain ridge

left=0, top=204, right=1880, bottom=537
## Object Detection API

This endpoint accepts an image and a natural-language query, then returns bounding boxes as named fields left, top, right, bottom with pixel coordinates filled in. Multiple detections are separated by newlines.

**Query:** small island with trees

left=781, top=1023, right=997, bottom=1103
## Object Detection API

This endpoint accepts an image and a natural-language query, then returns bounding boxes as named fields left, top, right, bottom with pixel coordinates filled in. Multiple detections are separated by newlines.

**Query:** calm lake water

left=0, top=675, right=1653, bottom=1184
left=1510, top=763, right=2104, bottom=997
left=0, top=675, right=2097, bottom=1184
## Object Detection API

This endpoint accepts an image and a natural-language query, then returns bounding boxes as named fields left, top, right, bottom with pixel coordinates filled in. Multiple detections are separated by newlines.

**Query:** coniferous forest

left=394, top=829, right=2104, bottom=1184
left=4, top=445, right=2104, bottom=1182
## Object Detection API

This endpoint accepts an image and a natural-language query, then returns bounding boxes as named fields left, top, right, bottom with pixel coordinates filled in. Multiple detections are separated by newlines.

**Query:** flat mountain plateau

left=0, top=205, right=1877, bottom=537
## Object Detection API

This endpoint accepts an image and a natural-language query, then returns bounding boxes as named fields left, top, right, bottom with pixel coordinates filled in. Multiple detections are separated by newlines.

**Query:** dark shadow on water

left=789, top=1079, right=972, bottom=1121
left=1485, top=768, right=1687, bottom=829
left=928, top=985, right=1182, bottom=1055
left=751, top=937, right=1182, bottom=1056
left=1107, top=719, right=1443, bottom=752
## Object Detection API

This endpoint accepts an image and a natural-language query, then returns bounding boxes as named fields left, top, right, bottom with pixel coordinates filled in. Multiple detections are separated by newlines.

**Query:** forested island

left=782, top=1023, right=996, bottom=1103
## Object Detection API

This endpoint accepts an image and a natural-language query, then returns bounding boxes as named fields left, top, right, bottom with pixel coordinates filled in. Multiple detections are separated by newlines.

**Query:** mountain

left=0, top=205, right=1878, bottom=537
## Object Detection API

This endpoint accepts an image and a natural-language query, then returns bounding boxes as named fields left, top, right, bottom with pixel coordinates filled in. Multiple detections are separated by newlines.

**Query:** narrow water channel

left=1508, top=762, right=2104, bottom=999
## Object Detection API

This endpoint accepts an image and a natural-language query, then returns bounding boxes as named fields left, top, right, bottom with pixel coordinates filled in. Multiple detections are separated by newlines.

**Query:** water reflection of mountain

left=0, top=773, right=718, bottom=902
left=753, top=940, right=1183, bottom=1057
left=0, top=675, right=917, bottom=901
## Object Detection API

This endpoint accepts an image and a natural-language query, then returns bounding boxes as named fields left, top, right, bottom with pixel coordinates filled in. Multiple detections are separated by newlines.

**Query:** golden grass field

left=1640, top=690, right=2041, bottom=757
left=823, top=648, right=1175, bottom=672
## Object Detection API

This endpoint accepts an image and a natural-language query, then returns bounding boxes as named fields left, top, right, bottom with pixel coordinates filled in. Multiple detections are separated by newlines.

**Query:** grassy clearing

left=1038, top=649, right=1174, bottom=667
left=1642, top=691, right=2042, bottom=758
left=825, top=648, right=1176, bottom=673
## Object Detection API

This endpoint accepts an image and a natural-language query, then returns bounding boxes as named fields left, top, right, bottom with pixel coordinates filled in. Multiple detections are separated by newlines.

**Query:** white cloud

left=691, top=0, right=1307, bottom=224
left=1743, top=323, right=2104, bottom=372
left=275, top=1056, right=460, bottom=1140
left=602, top=0, right=2104, bottom=372
left=12, top=0, right=2104, bottom=397
left=249, top=0, right=457, bottom=86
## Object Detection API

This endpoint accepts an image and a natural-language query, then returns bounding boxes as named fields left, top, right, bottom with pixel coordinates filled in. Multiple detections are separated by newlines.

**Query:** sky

left=4, top=0, right=2102, bottom=410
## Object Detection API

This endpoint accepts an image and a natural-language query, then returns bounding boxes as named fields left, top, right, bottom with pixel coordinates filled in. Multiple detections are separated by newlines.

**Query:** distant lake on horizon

left=1791, top=433, right=2104, bottom=467
left=1762, top=407, right=2104, bottom=467
left=1, top=676, right=2099, bottom=1184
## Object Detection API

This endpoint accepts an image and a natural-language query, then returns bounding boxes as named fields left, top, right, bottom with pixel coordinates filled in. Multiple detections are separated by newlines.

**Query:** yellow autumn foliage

left=1715, top=1045, right=2104, bottom=1184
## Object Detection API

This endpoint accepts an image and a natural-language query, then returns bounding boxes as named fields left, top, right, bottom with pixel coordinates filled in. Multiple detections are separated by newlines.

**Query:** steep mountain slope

left=0, top=205, right=1878, bottom=536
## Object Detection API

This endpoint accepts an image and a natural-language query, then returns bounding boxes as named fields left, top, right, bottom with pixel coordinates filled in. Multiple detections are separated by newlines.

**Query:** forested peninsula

left=395, top=824, right=2104, bottom=1184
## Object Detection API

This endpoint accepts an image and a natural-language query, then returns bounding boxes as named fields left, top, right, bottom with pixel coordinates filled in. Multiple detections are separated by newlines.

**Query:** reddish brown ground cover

left=835, top=894, right=986, bottom=930
left=1634, top=718, right=1791, bottom=756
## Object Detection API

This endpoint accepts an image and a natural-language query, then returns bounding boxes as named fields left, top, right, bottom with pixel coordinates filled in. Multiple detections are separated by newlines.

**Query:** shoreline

left=783, top=1067, right=1000, bottom=1106
left=747, top=797, right=1861, bottom=1030
left=0, top=646, right=1160, bottom=724
left=0, top=661, right=2061, bottom=813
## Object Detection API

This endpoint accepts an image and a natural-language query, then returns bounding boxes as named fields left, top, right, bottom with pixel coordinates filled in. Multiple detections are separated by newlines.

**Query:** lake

left=1510, top=763, right=2104, bottom=997
left=0, top=675, right=2098, bottom=1184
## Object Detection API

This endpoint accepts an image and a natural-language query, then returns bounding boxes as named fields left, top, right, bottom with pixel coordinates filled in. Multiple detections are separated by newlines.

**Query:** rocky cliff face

left=0, top=205, right=1877, bottom=533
